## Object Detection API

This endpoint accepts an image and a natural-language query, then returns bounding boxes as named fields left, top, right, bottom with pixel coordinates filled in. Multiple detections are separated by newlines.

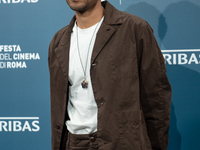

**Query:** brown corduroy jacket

left=48, top=1, right=171, bottom=150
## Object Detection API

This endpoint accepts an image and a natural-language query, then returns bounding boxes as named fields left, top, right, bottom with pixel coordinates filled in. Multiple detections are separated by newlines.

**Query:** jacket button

left=92, top=62, right=98, bottom=66
left=90, top=136, right=96, bottom=143
left=56, top=124, right=61, bottom=129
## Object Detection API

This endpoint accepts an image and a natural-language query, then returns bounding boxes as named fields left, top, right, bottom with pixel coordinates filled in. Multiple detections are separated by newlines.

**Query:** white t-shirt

left=66, top=17, right=104, bottom=134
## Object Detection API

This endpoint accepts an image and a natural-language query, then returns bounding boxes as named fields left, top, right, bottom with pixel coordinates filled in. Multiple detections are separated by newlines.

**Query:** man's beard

left=66, top=0, right=98, bottom=13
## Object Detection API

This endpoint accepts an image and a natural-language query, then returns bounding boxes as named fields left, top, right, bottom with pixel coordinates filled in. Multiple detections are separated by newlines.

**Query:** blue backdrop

left=0, top=0, right=200, bottom=150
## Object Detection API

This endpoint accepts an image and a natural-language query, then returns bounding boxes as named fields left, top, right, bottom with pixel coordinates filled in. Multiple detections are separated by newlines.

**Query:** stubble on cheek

left=66, top=0, right=88, bottom=12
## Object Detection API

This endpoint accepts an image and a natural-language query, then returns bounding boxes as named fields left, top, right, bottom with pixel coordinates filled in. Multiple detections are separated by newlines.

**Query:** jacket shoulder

left=120, top=11, right=151, bottom=30
left=117, top=10, right=154, bottom=41
left=49, top=25, right=69, bottom=50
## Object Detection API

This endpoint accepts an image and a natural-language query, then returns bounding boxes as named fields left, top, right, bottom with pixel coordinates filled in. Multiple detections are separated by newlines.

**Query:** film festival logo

left=0, top=0, right=38, bottom=4
left=0, top=117, right=40, bottom=132
left=161, top=49, right=200, bottom=65
left=0, top=45, right=40, bottom=69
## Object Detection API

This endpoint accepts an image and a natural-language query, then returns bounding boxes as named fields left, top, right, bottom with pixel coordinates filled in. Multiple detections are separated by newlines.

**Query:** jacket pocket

left=117, top=110, right=141, bottom=150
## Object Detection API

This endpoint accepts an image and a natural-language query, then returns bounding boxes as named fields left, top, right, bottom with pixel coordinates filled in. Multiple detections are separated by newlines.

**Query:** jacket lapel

left=91, top=23, right=115, bottom=64
left=91, top=1, right=123, bottom=64
left=54, top=31, right=74, bottom=85
left=54, top=36, right=70, bottom=85
left=53, top=17, right=75, bottom=85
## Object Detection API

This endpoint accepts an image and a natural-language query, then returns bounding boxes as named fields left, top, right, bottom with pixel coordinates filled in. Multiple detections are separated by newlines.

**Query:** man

left=48, top=0, right=171, bottom=150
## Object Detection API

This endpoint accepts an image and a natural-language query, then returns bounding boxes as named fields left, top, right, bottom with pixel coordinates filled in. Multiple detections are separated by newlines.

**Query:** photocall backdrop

left=0, top=0, right=199, bottom=150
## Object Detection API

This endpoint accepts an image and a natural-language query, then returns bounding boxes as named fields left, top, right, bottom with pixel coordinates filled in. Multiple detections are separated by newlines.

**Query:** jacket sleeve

left=137, top=21, right=171, bottom=150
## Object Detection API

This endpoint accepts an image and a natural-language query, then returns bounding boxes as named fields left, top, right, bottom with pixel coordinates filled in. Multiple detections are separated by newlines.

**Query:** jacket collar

left=102, top=1, right=123, bottom=25
left=59, top=1, right=122, bottom=46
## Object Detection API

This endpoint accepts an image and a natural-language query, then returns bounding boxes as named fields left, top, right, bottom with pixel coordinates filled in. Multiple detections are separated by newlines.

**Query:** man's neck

left=75, top=3, right=104, bottom=29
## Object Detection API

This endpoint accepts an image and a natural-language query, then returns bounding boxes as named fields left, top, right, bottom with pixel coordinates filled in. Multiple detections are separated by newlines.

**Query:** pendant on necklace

left=81, top=79, right=88, bottom=89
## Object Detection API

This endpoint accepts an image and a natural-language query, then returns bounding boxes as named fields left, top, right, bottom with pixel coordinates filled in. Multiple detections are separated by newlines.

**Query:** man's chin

left=70, top=6, right=87, bottom=12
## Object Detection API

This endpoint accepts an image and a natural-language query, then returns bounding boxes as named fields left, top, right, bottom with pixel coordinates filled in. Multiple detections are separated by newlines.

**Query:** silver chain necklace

left=76, top=19, right=102, bottom=89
